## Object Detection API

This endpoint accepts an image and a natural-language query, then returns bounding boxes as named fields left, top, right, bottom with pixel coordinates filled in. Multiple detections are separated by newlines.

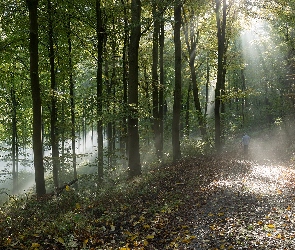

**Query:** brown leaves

left=2, top=154, right=295, bottom=249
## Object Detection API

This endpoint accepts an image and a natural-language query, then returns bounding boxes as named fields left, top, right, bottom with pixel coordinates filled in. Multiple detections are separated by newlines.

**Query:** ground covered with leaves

left=1, top=153, right=295, bottom=249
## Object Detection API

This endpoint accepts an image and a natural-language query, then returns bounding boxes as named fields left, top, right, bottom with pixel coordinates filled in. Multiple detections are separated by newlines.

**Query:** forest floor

left=1, top=144, right=295, bottom=249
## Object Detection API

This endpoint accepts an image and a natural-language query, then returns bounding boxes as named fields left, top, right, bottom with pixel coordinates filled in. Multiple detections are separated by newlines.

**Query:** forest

left=1, top=0, right=295, bottom=249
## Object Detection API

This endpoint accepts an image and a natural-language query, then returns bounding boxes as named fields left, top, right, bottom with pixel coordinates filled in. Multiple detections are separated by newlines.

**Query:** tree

left=158, top=12, right=165, bottom=160
left=26, top=0, right=46, bottom=197
left=120, top=0, right=129, bottom=163
left=152, top=1, right=161, bottom=159
left=128, top=0, right=142, bottom=178
left=182, top=6, right=207, bottom=137
left=67, top=8, right=77, bottom=185
left=11, top=85, right=19, bottom=194
left=47, top=0, right=59, bottom=188
left=172, top=0, right=182, bottom=162
left=214, top=0, right=227, bottom=152
left=96, top=0, right=104, bottom=181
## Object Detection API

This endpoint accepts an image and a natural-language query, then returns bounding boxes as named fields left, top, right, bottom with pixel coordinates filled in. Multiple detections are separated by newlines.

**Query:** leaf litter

left=1, top=154, right=295, bottom=249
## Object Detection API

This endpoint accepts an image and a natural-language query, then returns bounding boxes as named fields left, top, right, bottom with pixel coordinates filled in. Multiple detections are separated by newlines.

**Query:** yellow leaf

left=287, top=205, right=291, bottom=211
left=83, top=239, right=88, bottom=244
left=65, top=185, right=70, bottom=191
left=143, top=224, right=150, bottom=229
left=129, top=234, right=138, bottom=241
left=208, top=213, right=214, bottom=217
left=181, top=238, right=190, bottom=244
left=276, top=233, right=282, bottom=239
left=31, top=243, right=40, bottom=248
left=5, top=238, right=11, bottom=245
left=124, top=231, right=132, bottom=236
left=220, top=244, right=225, bottom=249
left=257, top=220, right=263, bottom=225
left=146, top=234, right=155, bottom=239
left=143, top=240, right=149, bottom=246
left=57, top=237, right=65, bottom=244
left=75, top=203, right=81, bottom=210
left=267, top=224, right=275, bottom=229
left=218, top=212, right=224, bottom=217
left=120, top=244, right=130, bottom=250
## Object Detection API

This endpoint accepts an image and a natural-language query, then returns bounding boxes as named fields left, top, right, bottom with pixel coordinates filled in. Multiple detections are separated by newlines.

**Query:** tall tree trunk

left=205, top=54, right=209, bottom=116
left=48, top=0, right=59, bottom=188
left=185, top=83, right=192, bottom=136
left=105, top=59, right=113, bottom=167
left=67, top=16, right=77, bottom=184
left=183, top=9, right=206, bottom=137
left=26, top=0, right=46, bottom=197
left=152, top=3, right=161, bottom=159
left=128, top=0, right=141, bottom=178
left=158, top=17, right=164, bottom=159
left=172, top=1, right=182, bottom=162
left=120, top=0, right=129, bottom=163
left=96, top=0, right=104, bottom=181
left=214, top=0, right=227, bottom=152
left=11, top=87, right=18, bottom=194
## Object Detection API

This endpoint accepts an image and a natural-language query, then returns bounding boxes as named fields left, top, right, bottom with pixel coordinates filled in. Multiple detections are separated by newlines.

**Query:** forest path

left=188, top=155, right=295, bottom=249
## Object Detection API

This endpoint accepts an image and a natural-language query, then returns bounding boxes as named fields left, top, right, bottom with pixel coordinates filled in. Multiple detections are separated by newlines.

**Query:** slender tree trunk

left=214, top=0, right=227, bottom=152
left=158, top=17, right=164, bottom=159
left=152, top=3, right=161, bottom=159
left=172, top=1, right=182, bottom=162
left=26, top=0, right=46, bottom=197
left=96, top=0, right=104, bottom=181
left=105, top=59, right=112, bottom=167
left=67, top=16, right=77, bottom=185
left=120, top=0, right=129, bottom=163
left=205, top=54, right=209, bottom=116
left=185, top=83, right=192, bottom=136
left=183, top=9, right=206, bottom=137
left=48, top=0, right=59, bottom=188
left=11, top=87, right=18, bottom=194
left=128, top=0, right=141, bottom=178
left=110, top=41, right=117, bottom=166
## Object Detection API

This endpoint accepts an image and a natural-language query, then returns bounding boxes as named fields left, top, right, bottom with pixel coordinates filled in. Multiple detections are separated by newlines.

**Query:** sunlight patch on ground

left=213, top=162, right=289, bottom=197
left=251, top=164, right=281, bottom=181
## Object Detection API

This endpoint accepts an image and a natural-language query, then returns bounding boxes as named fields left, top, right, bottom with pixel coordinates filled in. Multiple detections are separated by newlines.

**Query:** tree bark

left=152, top=3, right=161, bottom=159
left=11, top=87, right=18, bottom=194
left=67, top=15, right=77, bottom=185
left=128, top=0, right=141, bottom=178
left=96, top=0, right=104, bottom=181
left=48, top=0, right=59, bottom=188
left=214, top=0, right=227, bottom=152
left=183, top=11, right=206, bottom=137
left=159, top=17, right=164, bottom=159
left=120, top=0, right=129, bottom=164
left=172, top=1, right=182, bottom=162
left=26, top=0, right=46, bottom=197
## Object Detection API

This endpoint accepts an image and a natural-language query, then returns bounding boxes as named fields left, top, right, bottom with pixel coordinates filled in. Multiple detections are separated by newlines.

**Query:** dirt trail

left=188, top=157, right=295, bottom=249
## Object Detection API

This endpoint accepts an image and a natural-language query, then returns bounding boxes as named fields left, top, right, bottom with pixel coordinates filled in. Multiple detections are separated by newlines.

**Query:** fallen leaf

left=31, top=243, right=40, bottom=248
